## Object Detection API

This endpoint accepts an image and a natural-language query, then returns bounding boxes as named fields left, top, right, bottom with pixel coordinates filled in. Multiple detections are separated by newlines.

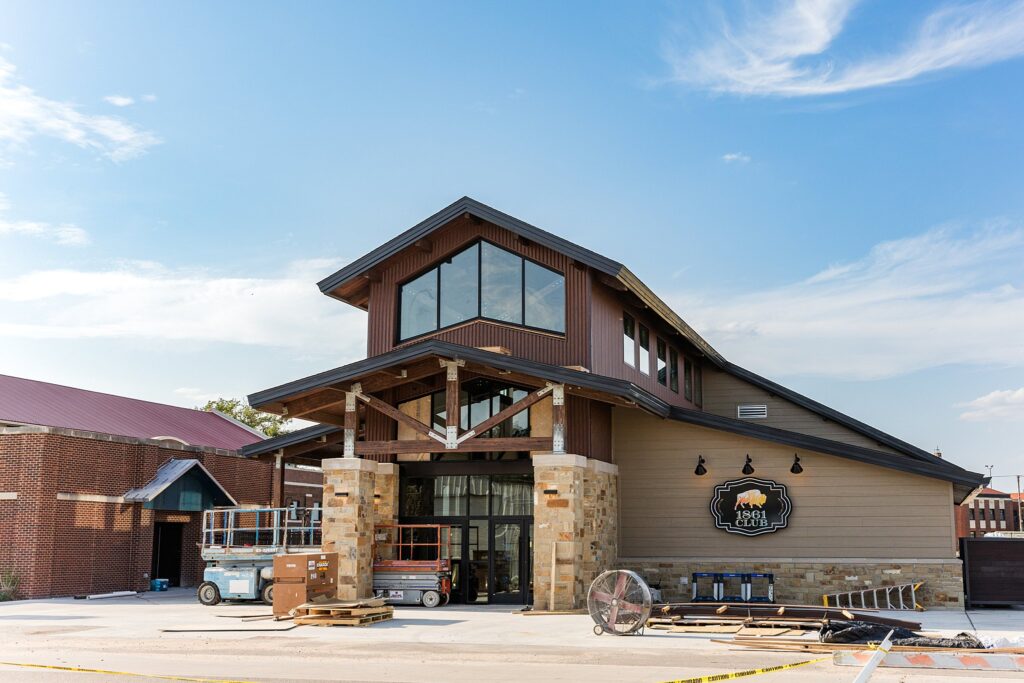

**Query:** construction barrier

left=659, top=656, right=829, bottom=683
left=0, top=661, right=257, bottom=682
left=834, top=650, right=1024, bottom=672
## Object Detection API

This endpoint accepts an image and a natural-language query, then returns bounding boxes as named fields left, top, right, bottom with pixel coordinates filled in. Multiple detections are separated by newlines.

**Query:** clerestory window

left=398, top=240, right=565, bottom=341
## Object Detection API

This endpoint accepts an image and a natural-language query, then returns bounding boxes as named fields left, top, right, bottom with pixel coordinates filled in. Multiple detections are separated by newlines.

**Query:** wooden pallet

left=295, top=605, right=394, bottom=618
left=294, top=611, right=394, bottom=627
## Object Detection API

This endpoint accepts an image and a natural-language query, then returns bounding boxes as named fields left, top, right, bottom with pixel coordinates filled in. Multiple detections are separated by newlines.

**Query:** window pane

left=524, top=261, right=565, bottom=332
left=657, top=338, right=667, bottom=386
left=481, top=242, right=523, bottom=324
left=468, top=475, right=489, bottom=516
left=669, top=348, right=679, bottom=393
left=492, top=474, right=533, bottom=515
left=440, top=243, right=479, bottom=328
left=684, top=357, right=694, bottom=401
left=433, top=476, right=466, bottom=516
left=400, top=269, right=437, bottom=340
left=639, top=325, right=650, bottom=375
left=623, top=314, right=636, bottom=366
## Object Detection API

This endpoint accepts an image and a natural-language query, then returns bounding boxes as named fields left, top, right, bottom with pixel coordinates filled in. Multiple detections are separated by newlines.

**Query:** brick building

left=956, top=488, right=1022, bottom=538
left=0, top=374, right=283, bottom=599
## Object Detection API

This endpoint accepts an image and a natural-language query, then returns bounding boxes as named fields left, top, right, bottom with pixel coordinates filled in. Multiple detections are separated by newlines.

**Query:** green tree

left=201, top=398, right=292, bottom=438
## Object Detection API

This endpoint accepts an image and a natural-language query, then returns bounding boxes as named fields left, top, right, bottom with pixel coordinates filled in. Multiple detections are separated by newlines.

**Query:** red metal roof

left=977, top=487, right=1009, bottom=497
left=0, top=374, right=264, bottom=451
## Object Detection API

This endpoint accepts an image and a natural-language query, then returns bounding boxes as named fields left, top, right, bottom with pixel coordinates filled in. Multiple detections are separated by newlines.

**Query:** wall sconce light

left=694, top=455, right=707, bottom=476
left=543, top=488, right=558, bottom=495
left=335, top=491, right=349, bottom=497
left=742, top=455, right=755, bottom=475
left=790, top=454, right=803, bottom=475
left=373, top=493, right=382, bottom=499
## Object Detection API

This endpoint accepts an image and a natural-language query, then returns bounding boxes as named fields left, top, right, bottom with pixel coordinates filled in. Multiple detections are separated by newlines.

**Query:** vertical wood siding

left=364, top=215, right=591, bottom=368
left=613, top=408, right=955, bottom=560
left=590, top=277, right=700, bottom=410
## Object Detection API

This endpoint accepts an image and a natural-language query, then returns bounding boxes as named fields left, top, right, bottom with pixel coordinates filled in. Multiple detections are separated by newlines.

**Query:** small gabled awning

left=124, top=458, right=237, bottom=510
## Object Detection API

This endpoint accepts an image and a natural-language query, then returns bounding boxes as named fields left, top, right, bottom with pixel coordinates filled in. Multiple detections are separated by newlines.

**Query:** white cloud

left=0, top=259, right=367, bottom=355
left=959, top=388, right=1024, bottom=421
left=0, top=193, right=89, bottom=246
left=673, top=220, right=1024, bottom=379
left=665, top=0, right=1024, bottom=96
left=103, top=95, right=135, bottom=107
left=0, top=56, right=160, bottom=161
left=722, top=152, right=750, bottom=164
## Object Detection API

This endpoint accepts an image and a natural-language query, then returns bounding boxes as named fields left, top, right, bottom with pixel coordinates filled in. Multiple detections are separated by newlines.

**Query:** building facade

left=956, top=488, right=1022, bottom=538
left=242, top=198, right=985, bottom=609
left=0, top=375, right=280, bottom=599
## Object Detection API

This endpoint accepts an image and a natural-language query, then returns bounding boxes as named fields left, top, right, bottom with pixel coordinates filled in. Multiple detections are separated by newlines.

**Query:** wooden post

left=551, top=384, right=566, bottom=454
left=344, top=384, right=358, bottom=458
left=441, top=360, right=464, bottom=449
left=274, top=451, right=285, bottom=507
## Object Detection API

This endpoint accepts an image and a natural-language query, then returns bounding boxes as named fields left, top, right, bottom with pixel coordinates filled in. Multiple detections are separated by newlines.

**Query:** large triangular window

left=398, top=240, right=565, bottom=341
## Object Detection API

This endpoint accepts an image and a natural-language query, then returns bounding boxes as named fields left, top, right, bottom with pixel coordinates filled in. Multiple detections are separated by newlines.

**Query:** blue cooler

left=150, top=578, right=170, bottom=592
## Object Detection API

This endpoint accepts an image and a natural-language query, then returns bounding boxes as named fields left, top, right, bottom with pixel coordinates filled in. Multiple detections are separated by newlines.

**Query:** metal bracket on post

left=551, top=384, right=565, bottom=454
left=439, top=360, right=464, bottom=449
left=343, top=385, right=358, bottom=458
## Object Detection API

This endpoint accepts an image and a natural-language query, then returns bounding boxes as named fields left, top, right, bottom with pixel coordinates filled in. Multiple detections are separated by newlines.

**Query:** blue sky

left=0, top=1, right=1022, bottom=481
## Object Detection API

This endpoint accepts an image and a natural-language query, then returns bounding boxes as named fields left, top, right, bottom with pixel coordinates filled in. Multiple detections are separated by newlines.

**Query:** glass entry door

left=490, top=519, right=529, bottom=604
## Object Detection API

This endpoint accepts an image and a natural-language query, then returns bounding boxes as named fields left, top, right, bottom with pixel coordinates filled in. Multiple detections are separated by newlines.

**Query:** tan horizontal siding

left=613, top=409, right=955, bottom=560
left=700, top=368, right=901, bottom=454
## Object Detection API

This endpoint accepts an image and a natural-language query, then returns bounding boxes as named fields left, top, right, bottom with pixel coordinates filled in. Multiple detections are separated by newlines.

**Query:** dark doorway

left=152, top=522, right=183, bottom=587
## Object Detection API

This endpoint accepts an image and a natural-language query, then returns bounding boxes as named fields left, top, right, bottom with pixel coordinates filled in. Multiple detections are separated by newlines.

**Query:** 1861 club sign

left=710, top=478, right=792, bottom=536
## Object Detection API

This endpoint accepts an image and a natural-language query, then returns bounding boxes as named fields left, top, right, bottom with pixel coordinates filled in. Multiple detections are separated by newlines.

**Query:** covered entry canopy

left=241, top=340, right=983, bottom=502
left=124, top=458, right=237, bottom=510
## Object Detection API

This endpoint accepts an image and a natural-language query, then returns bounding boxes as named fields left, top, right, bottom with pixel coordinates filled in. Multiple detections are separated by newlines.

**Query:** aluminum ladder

left=823, top=581, right=925, bottom=611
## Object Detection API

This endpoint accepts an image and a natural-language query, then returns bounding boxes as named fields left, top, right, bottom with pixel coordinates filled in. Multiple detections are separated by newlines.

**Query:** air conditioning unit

left=737, top=404, right=768, bottom=420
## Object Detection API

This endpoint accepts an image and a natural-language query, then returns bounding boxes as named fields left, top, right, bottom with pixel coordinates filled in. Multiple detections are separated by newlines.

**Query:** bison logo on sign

left=711, top=478, right=791, bottom=536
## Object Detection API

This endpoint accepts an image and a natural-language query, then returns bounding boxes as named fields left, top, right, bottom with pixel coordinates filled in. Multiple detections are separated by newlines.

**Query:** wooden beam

left=359, top=358, right=444, bottom=393
left=457, top=385, right=552, bottom=443
left=355, top=436, right=552, bottom=456
left=354, top=391, right=444, bottom=442
left=282, top=388, right=347, bottom=419
left=282, top=432, right=345, bottom=458
left=302, top=410, right=348, bottom=427
left=443, top=359, right=463, bottom=448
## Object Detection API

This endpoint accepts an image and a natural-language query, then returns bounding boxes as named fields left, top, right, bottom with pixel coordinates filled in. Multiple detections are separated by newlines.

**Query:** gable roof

left=123, top=458, right=237, bottom=506
left=0, top=374, right=263, bottom=451
left=317, top=196, right=725, bottom=364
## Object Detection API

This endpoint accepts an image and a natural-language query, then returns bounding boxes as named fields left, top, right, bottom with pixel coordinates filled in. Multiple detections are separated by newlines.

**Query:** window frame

left=684, top=356, right=694, bottom=401
left=623, top=312, right=636, bottom=367
left=638, top=324, right=651, bottom=375
left=669, top=348, right=679, bottom=393
left=656, top=337, right=667, bottom=386
left=395, top=238, right=567, bottom=343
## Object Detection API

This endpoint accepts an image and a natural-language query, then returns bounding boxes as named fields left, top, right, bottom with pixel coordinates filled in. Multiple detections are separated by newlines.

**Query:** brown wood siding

left=589, top=401, right=612, bottom=463
left=701, top=368, right=901, bottom=454
left=364, top=214, right=590, bottom=368
left=613, top=409, right=955, bottom=559
left=590, top=277, right=700, bottom=410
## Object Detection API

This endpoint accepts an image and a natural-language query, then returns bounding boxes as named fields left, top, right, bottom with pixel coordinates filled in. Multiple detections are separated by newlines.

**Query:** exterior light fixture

left=742, top=455, right=754, bottom=475
left=543, top=488, right=558, bottom=495
left=694, top=455, right=707, bottom=476
left=790, top=454, right=803, bottom=475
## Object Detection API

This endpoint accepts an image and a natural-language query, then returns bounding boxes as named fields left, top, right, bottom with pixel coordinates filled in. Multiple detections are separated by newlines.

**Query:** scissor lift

left=197, top=507, right=322, bottom=606
left=373, top=524, right=453, bottom=608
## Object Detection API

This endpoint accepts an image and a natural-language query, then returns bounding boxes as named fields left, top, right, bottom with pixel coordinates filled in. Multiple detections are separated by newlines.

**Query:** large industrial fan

left=587, top=569, right=653, bottom=635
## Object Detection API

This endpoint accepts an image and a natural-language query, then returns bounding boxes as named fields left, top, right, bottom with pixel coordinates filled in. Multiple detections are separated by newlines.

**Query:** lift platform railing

left=373, top=524, right=452, bottom=572
left=201, top=507, right=322, bottom=554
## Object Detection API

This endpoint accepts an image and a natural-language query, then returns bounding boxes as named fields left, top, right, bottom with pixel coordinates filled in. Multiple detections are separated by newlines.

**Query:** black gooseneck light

left=790, top=453, right=803, bottom=474
left=694, top=455, right=707, bottom=476
left=741, top=454, right=754, bottom=475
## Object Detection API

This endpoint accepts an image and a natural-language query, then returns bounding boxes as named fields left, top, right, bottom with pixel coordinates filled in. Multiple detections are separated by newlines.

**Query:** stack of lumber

left=645, top=602, right=921, bottom=638
left=715, top=637, right=1024, bottom=656
left=291, top=598, right=394, bottom=627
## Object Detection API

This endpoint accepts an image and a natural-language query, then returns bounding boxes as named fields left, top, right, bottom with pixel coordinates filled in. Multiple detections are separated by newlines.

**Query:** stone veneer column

left=373, top=462, right=398, bottom=527
left=322, top=457, right=376, bottom=600
left=581, top=459, right=619, bottom=593
left=533, top=453, right=587, bottom=611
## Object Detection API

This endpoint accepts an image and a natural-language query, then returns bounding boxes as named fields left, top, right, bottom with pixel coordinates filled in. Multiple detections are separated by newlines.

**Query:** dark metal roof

left=317, top=197, right=623, bottom=295
left=667, top=406, right=985, bottom=498
left=248, top=339, right=671, bottom=417
left=241, top=423, right=340, bottom=458
left=720, top=361, right=948, bottom=467
left=123, top=458, right=237, bottom=506
left=0, top=374, right=264, bottom=451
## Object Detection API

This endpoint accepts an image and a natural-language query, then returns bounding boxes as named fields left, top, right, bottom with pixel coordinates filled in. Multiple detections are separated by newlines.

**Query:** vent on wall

left=737, top=404, right=768, bottom=420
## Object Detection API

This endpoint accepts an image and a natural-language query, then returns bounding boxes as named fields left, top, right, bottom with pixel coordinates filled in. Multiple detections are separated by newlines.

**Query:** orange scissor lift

left=372, top=524, right=453, bottom=607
